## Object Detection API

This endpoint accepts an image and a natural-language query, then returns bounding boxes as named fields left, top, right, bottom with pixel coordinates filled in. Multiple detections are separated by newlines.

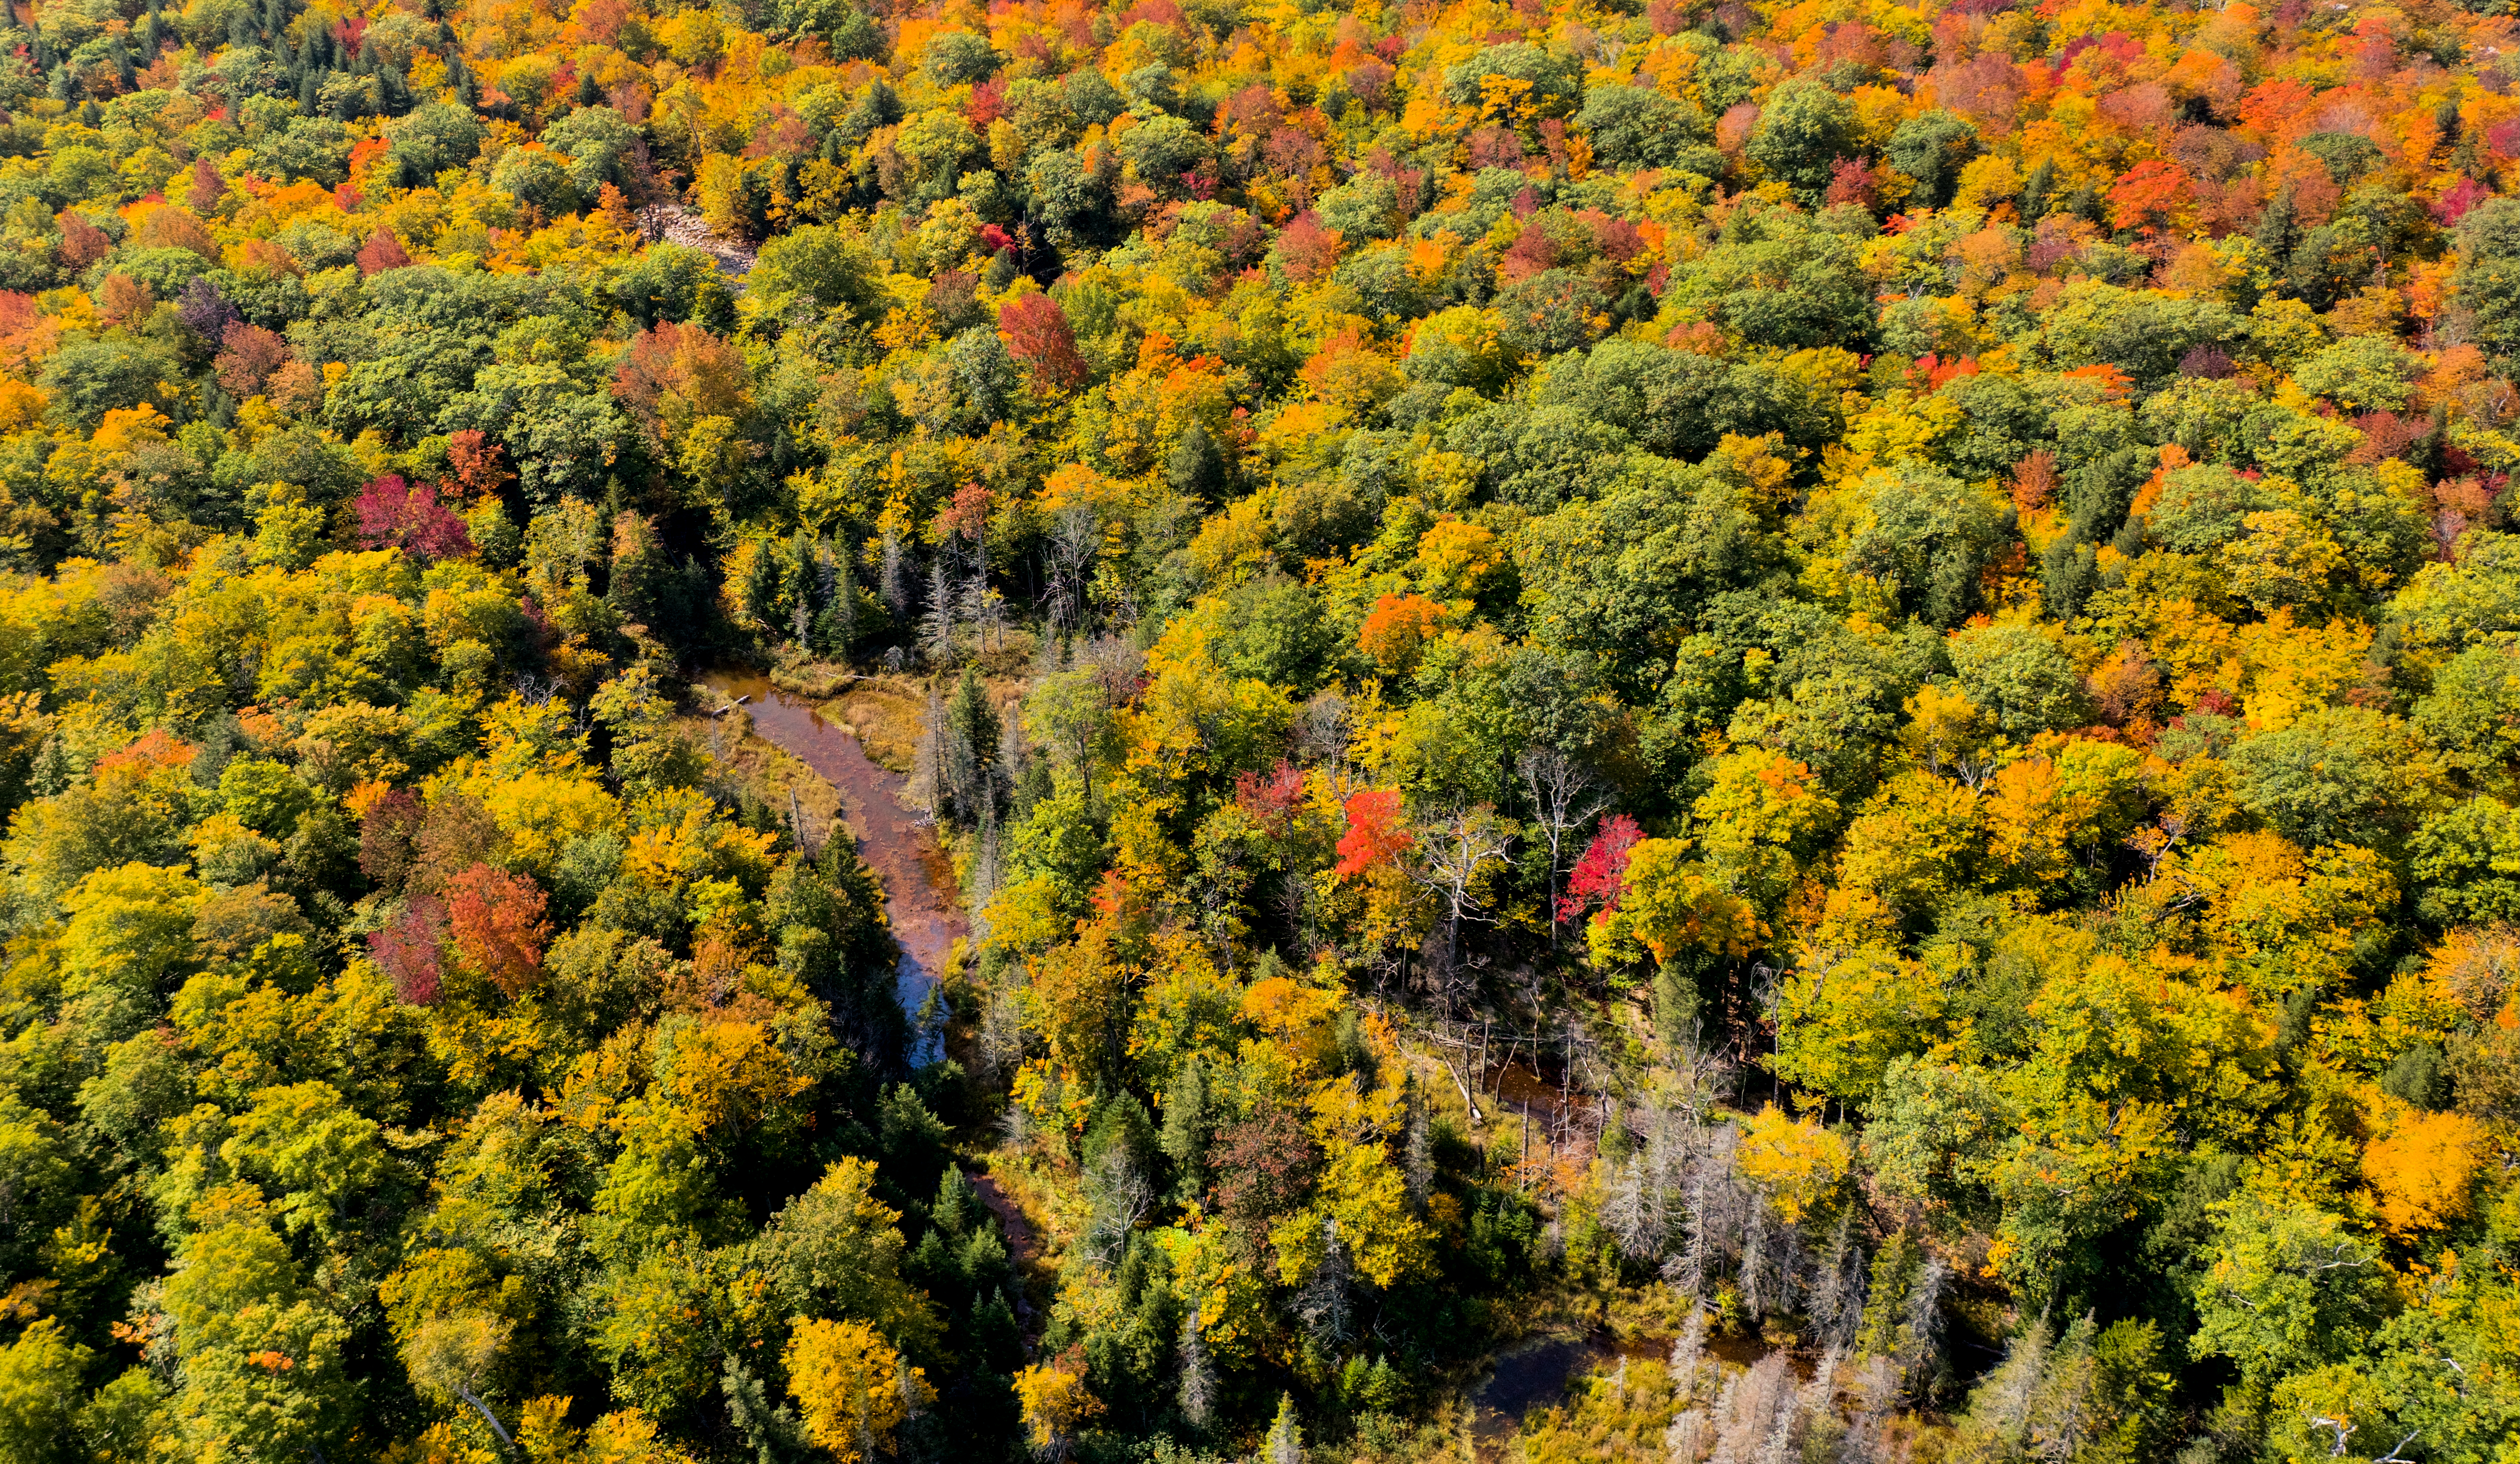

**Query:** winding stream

left=701, top=671, right=963, bottom=1064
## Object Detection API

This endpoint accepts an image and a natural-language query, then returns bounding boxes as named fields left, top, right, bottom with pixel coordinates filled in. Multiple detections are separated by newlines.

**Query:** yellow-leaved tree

left=784, top=1318, right=930, bottom=1462
left=1586, top=838, right=1764, bottom=969
left=1734, top=1106, right=1852, bottom=1223
left=1013, top=1359, right=1101, bottom=1456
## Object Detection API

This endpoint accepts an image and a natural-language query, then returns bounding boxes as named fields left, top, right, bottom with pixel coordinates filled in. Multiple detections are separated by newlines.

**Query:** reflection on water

left=701, top=671, right=964, bottom=1066
left=1471, top=1337, right=1607, bottom=1454
left=1469, top=1327, right=1782, bottom=1457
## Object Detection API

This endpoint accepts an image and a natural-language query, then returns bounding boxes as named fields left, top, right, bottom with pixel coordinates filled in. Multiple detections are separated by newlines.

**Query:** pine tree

left=742, top=541, right=781, bottom=631
left=1809, top=1209, right=1867, bottom=1355
left=909, top=682, right=946, bottom=817
left=1899, top=1254, right=1952, bottom=1399
left=608, top=513, right=663, bottom=630
left=1402, top=1073, right=1432, bottom=1215
left=1166, top=419, right=1230, bottom=501
left=1671, top=1306, right=1708, bottom=1407
left=2254, top=186, right=2301, bottom=278
left=942, top=666, right=998, bottom=824
left=2018, top=156, right=2055, bottom=221
left=1294, top=1220, right=1354, bottom=1350
left=968, top=796, right=1000, bottom=924
left=1265, top=1392, right=1303, bottom=1464
left=784, top=526, right=816, bottom=645
left=814, top=539, right=856, bottom=659
left=1158, top=1058, right=1207, bottom=1199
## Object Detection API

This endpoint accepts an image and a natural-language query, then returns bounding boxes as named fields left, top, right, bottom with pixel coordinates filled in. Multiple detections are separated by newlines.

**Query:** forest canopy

left=0, top=0, right=2517, bottom=1459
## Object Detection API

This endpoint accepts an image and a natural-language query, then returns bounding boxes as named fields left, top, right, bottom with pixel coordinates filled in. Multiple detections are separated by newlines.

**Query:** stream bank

left=700, top=670, right=964, bottom=1063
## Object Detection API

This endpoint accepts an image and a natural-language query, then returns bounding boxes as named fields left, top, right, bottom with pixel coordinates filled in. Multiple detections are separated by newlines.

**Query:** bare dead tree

left=1517, top=746, right=1604, bottom=947
left=919, top=558, right=958, bottom=666
left=1045, top=505, right=1100, bottom=636
left=1410, top=804, right=1515, bottom=977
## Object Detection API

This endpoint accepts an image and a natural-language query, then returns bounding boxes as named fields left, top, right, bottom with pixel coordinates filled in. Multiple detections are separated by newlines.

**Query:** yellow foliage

left=1774, top=946, right=1947, bottom=1103
left=1584, top=836, right=1759, bottom=967
left=1029, top=921, right=1133, bottom=1088
left=92, top=405, right=172, bottom=455
left=1831, top=772, right=1984, bottom=920
left=2231, top=608, right=2372, bottom=732
left=1733, top=1106, right=1851, bottom=1223
left=1899, top=683, right=1994, bottom=773
left=1012, top=1361, right=1100, bottom=1452
left=580, top=1408, right=701, bottom=1464
left=1691, top=746, right=1837, bottom=907
left=1186, top=495, right=1274, bottom=584
left=465, top=769, right=625, bottom=877
left=1293, top=1138, right=1435, bottom=1288
left=1414, top=518, right=1502, bottom=601
left=0, top=379, right=48, bottom=430
left=784, top=1319, right=928, bottom=1462
left=652, top=1015, right=810, bottom=1136
left=2364, top=1107, right=2490, bottom=1235
left=2165, top=832, right=2395, bottom=1002
left=2421, top=924, right=2520, bottom=1027
left=1127, top=930, right=1245, bottom=1087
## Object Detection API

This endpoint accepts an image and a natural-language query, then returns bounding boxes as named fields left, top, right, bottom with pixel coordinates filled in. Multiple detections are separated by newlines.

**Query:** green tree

left=2227, top=708, right=2440, bottom=850
left=1663, top=203, right=1873, bottom=351
left=2452, top=196, right=2520, bottom=368
left=752, top=225, right=883, bottom=319
left=543, top=105, right=638, bottom=201
left=1747, top=77, right=1859, bottom=201
left=1886, top=110, right=1979, bottom=210
left=752, top=1157, right=937, bottom=1350
left=39, top=337, right=185, bottom=432
left=219, top=1081, right=392, bottom=1240
left=0, top=1318, right=89, bottom=1464
left=1844, top=465, right=2012, bottom=629
left=2408, top=798, right=2520, bottom=924
left=384, top=101, right=485, bottom=185
left=2189, top=1191, right=2383, bottom=1395
left=1577, top=85, right=1711, bottom=171
left=1946, top=626, right=2089, bottom=741
left=2413, top=642, right=2520, bottom=791
left=161, top=1204, right=355, bottom=1460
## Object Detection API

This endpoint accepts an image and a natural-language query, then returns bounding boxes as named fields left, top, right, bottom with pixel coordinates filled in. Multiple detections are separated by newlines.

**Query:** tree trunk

left=456, top=1386, right=517, bottom=1455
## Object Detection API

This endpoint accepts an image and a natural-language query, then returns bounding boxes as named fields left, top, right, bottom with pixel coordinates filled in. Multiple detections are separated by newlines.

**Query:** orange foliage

left=1333, top=788, right=1412, bottom=879
left=1358, top=593, right=1446, bottom=676
left=445, top=862, right=553, bottom=996
left=2365, top=1108, right=2490, bottom=1235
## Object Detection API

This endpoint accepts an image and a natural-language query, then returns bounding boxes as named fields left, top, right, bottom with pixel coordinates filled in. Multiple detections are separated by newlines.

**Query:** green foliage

left=0, top=3, right=2512, bottom=1460
left=1747, top=77, right=1859, bottom=202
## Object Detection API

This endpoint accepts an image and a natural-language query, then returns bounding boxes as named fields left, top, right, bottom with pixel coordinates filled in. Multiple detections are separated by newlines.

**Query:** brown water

left=701, top=671, right=964, bottom=1062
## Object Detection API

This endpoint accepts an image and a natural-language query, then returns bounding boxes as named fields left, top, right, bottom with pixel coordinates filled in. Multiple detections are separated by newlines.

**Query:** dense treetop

left=2, top=0, right=2520, bottom=1459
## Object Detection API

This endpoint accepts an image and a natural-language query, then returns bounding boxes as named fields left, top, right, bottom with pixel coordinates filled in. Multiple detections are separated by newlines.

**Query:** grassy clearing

left=678, top=707, right=844, bottom=849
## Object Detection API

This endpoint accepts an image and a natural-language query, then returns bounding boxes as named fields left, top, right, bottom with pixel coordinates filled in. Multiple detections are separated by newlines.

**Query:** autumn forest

left=0, top=0, right=2514, bottom=1457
